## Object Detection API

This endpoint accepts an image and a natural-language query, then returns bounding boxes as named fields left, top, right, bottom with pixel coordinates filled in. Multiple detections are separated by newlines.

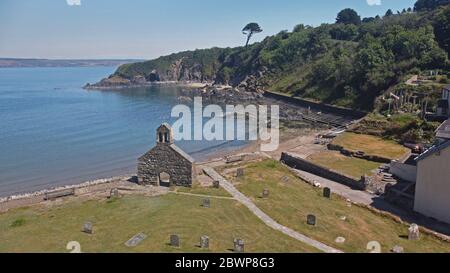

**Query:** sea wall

left=264, top=91, right=367, bottom=119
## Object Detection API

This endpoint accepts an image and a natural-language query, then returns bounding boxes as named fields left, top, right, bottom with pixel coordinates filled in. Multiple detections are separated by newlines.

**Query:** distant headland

left=0, top=58, right=143, bottom=68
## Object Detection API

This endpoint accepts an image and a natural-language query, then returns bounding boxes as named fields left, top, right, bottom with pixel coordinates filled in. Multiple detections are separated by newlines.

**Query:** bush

left=10, top=218, right=26, bottom=228
left=439, top=75, right=450, bottom=83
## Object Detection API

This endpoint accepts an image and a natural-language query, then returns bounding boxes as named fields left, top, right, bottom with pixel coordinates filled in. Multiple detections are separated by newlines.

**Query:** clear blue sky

left=0, top=0, right=416, bottom=59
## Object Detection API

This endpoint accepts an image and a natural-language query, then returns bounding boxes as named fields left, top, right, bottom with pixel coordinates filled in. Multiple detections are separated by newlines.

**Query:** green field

left=307, top=151, right=381, bottom=179
left=228, top=160, right=450, bottom=253
left=0, top=193, right=316, bottom=253
left=332, top=132, right=409, bottom=160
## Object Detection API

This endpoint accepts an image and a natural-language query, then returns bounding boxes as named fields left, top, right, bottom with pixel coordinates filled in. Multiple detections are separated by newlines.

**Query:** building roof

left=438, top=99, right=449, bottom=109
left=444, top=84, right=450, bottom=92
left=415, top=140, right=450, bottom=162
left=170, top=144, right=195, bottom=163
left=158, top=123, right=172, bottom=131
left=436, top=119, right=450, bottom=139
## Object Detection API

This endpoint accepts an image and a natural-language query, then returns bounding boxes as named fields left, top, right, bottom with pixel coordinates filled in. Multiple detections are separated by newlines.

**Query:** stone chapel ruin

left=137, top=123, right=195, bottom=187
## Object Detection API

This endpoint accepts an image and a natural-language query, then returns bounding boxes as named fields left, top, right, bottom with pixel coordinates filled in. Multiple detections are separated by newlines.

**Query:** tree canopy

left=385, top=9, right=394, bottom=17
left=242, top=23, right=263, bottom=47
left=336, top=8, right=361, bottom=25
left=414, top=0, right=450, bottom=11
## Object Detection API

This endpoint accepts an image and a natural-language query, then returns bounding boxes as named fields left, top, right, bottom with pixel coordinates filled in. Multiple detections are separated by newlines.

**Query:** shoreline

left=0, top=125, right=323, bottom=205
left=83, top=81, right=222, bottom=90
left=0, top=175, right=134, bottom=204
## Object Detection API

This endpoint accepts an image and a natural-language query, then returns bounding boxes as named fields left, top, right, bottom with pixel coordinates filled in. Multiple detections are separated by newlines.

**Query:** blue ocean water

left=0, top=67, right=247, bottom=197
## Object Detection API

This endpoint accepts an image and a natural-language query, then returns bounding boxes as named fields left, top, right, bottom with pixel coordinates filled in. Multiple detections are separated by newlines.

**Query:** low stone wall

left=280, top=152, right=367, bottom=190
left=264, top=91, right=367, bottom=119
left=327, top=143, right=392, bottom=164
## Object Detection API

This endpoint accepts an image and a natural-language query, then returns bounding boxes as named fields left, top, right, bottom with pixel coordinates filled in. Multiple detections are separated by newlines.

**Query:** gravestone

left=202, top=198, right=211, bottom=208
left=125, top=233, right=147, bottom=247
left=346, top=199, right=352, bottom=207
left=262, top=189, right=270, bottom=198
left=109, top=188, right=120, bottom=199
left=392, top=245, right=404, bottom=253
left=82, top=222, right=93, bottom=234
left=200, top=236, right=209, bottom=249
left=307, top=214, right=316, bottom=226
left=170, top=235, right=180, bottom=247
left=236, top=168, right=245, bottom=178
left=213, top=180, right=220, bottom=189
left=408, top=224, right=420, bottom=241
left=323, top=187, right=331, bottom=199
left=335, top=237, right=346, bottom=244
left=233, top=239, right=245, bottom=253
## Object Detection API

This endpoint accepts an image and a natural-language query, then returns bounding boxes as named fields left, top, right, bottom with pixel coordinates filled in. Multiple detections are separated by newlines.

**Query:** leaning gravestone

left=82, top=222, right=93, bottom=234
left=408, top=224, right=420, bottom=241
left=307, top=214, right=316, bottom=226
left=262, top=189, right=270, bottom=198
left=170, top=235, right=180, bottom=247
left=233, top=239, right=245, bottom=253
left=200, top=236, right=209, bottom=249
left=323, top=187, right=331, bottom=199
left=125, top=232, right=147, bottom=247
left=202, top=198, right=211, bottom=208
left=236, top=168, right=245, bottom=178
left=213, top=180, right=220, bottom=189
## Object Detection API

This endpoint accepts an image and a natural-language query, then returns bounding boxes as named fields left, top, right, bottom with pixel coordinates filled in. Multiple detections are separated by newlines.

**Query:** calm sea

left=0, top=67, right=247, bottom=197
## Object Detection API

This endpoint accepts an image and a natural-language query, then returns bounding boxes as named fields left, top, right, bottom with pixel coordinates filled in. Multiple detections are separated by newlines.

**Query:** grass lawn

left=0, top=194, right=317, bottom=253
left=332, top=132, right=409, bottom=160
left=228, top=160, right=450, bottom=253
left=174, top=181, right=232, bottom=198
left=307, top=151, right=381, bottom=179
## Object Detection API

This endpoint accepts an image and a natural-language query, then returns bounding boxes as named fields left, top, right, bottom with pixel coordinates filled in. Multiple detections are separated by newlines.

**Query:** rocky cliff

left=87, top=4, right=450, bottom=111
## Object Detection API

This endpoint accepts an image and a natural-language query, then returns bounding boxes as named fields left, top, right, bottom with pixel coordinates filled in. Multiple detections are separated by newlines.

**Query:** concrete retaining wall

left=390, top=161, right=417, bottom=183
left=280, top=152, right=367, bottom=190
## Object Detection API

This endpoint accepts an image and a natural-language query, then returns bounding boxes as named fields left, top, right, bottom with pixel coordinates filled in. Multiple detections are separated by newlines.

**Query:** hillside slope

left=91, top=4, right=450, bottom=111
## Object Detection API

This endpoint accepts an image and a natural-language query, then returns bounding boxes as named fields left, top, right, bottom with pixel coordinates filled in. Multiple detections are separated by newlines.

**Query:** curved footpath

left=203, top=167, right=343, bottom=254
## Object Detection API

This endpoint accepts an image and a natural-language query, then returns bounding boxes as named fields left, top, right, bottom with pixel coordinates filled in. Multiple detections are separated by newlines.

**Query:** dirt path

left=169, top=191, right=235, bottom=200
left=202, top=167, right=343, bottom=253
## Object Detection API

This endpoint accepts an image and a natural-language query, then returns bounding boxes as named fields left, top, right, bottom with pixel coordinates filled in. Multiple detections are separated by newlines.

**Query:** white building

left=414, top=120, right=450, bottom=224
left=436, top=84, right=450, bottom=118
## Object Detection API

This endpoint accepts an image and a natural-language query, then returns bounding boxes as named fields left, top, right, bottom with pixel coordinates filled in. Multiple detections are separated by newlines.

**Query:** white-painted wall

left=390, top=161, right=417, bottom=183
left=414, top=146, right=450, bottom=224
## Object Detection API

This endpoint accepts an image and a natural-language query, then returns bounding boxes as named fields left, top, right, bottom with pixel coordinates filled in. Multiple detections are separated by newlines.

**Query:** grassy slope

left=332, top=132, right=410, bottom=159
left=0, top=194, right=316, bottom=253
left=227, top=160, right=450, bottom=253
left=307, top=151, right=381, bottom=179
left=108, top=6, right=449, bottom=112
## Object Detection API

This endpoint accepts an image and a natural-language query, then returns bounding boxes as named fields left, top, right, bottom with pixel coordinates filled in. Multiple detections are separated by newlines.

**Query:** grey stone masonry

left=138, top=124, right=195, bottom=187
